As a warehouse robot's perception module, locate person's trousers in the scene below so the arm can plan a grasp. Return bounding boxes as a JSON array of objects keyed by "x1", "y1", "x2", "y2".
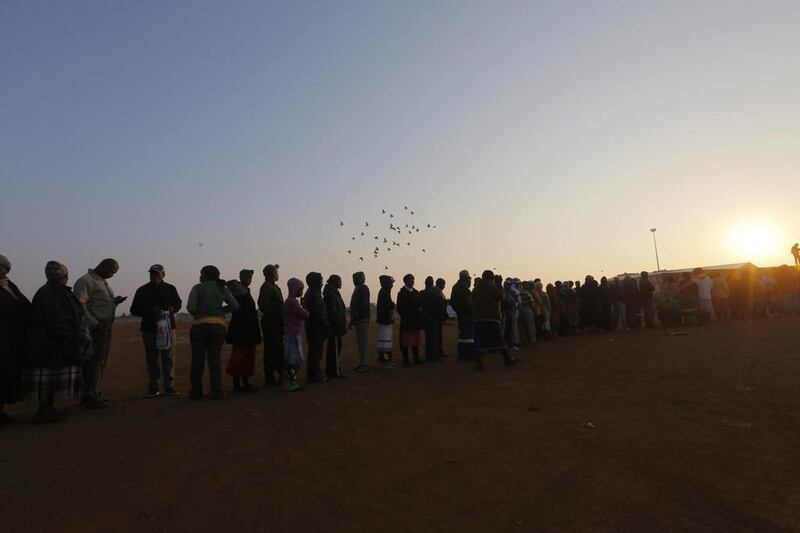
[
  {"x1": 643, "y1": 298, "x2": 656, "y2": 327},
  {"x1": 456, "y1": 317, "x2": 474, "y2": 360},
  {"x1": 614, "y1": 302, "x2": 627, "y2": 329},
  {"x1": 325, "y1": 335, "x2": 343, "y2": 377},
  {"x1": 354, "y1": 321, "x2": 369, "y2": 366},
  {"x1": 83, "y1": 323, "x2": 112, "y2": 401},
  {"x1": 189, "y1": 323, "x2": 226, "y2": 397},
  {"x1": 424, "y1": 322, "x2": 441, "y2": 361},
  {"x1": 142, "y1": 330, "x2": 175, "y2": 392},
  {"x1": 519, "y1": 308, "x2": 536, "y2": 345},
  {"x1": 261, "y1": 319, "x2": 284, "y2": 382},
  {"x1": 307, "y1": 341, "x2": 325, "y2": 380}
]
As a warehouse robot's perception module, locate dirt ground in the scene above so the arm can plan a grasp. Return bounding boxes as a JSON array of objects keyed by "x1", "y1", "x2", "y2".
[{"x1": 1, "y1": 318, "x2": 799, "y2": 532}]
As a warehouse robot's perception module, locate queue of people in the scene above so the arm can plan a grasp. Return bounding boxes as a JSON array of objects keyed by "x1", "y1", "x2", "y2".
[{"x1": 2, "y1": 254, "x2": 800, "y2": 424}]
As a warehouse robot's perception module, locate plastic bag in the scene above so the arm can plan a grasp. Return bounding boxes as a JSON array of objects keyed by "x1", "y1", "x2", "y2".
[{"x1": 155, "y1": 310, "x2": 172, "y2": 350}]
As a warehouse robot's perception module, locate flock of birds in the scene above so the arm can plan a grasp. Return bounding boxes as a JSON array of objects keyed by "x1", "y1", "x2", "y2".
[{"x1": 339, "y1": 206, "x2": 438, "y2": 270}]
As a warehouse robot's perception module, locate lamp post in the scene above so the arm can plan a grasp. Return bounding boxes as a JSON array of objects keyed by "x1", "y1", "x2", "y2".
[{"x1": 650, "y1": 228, "x2": 661, "y2": 271}]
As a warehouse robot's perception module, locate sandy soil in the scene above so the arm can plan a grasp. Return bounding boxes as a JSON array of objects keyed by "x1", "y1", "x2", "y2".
[{"x1": 1, "y1": 318, "x2": 799, "y2": 532}]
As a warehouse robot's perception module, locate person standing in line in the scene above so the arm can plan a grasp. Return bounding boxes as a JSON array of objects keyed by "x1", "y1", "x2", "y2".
[
  {"x1": 376, "y1": 275, "x2": 396, "y2": 369},
  {"x1": 534, "y1": 279, "x2": 551, "y2": 339},
  {"x1": 518, "y1": 281, "x2": 537, "y2": 345},
  {"x1": 396, "y1": 274, "x2": 424, "y2": 367},
  {"x1": 323, "y1": 274, "x2": 347, "y2": 379},
  {"x1": 472, "y1": 270, "x2": 518, "y2": 370},
  {"x1": 73, "y1": 258, "x2": 126, "y2": 409},
  {"x1": 421, "y1": 276, "x2": 444, "y2": 362},
  {"x1": 186, "y1": 265, "x2": 239, "y2": 400},
  {"x1": 258, "y1": 264, "x2": 284, "y2": 387},
  {"x1": 792, "y1": 243, "x2": 800, "y2": 266},
  {"x1": 450, "y1": 270, "x2": 474, "y2": 361},
  {"x1": 0, "y1": 255, "x2": 31, "y2": 424},
  {"x1": 225, "y1": 269, "x2": 262, "y2": 393},
  {"x1": 693, "y1": 268, "x2": 714, "y2": 324},
  {"x1": 282, "y1": 278, "x2": 308, "y2": 392},
  {"x1": 130, "y1": 264, "x2": 182, "y2": 398},
  {"x1": 546, "y1": 283, "x2": 560, "y2": 338},
  {"x1": 303, "y1": 272, "x2": 329, "y2": 384},
  {"x1": 24, "y1": 261, "x2": 89, "y2": 423},
  {"x1": 434, "y1": 278, "x2": 449, "y2": 358},
  {"x1": 348, "y1": 271, "x2": 370, "y2": 373},
  {"x1": 712, "y1": 273, "x2": 730, "y2": 321},
  {"x1": 639, "y1": 271, "x2": 657, "y2": 328}
]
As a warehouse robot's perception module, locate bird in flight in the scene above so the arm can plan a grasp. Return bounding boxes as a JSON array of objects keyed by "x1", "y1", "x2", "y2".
[
  {"x1": 422, "y1": 249, "x2": 426, "y2": 253},
  {"x1": 404, "y1": 206, "x2": 408, "y2": 210},
  {"x1": 365, "y1": 221, "x2": 369, "y2": 227},
  {"x1": 360, "y1": 232, "x2": 365, "y2": 236},
  {"x1": 382, "y1": 209, "x2": 386, "y2": 214},
  {"x1": 339, "y1": 221, "x2": 344, "y2": 226},
  {"x1": 359, "y1": 257, "x2": 364, "y2": 261},
  {"x1": 389, "y1": 213, "x2": 394, "y2": 218},
  {"x1": 383, "y1": 238, "x2": 388, "y2": 243},
  {"x1": 406, "y1": 242, "x2": 411, "y2": 246},
  {"x1": 427, "y1": 224, "x2": 431, "y2": 228},
  {"x1": 410, "y1": 211, "x2": 414, "y2": 215},
  {"x1": 385, "y1": 266, "x2": 389, "y2": 270},
  {"x1": 347, "y1": 250, "x2": 351, "y2": 254}
]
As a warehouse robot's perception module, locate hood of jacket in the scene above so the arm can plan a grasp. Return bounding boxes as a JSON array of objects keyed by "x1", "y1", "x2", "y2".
[{"x1": 352, "y1": 271, "x2": 366, "y2": 286}]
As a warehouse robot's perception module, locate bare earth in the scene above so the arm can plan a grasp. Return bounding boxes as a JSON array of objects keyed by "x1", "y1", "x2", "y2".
[{"x1": 2, "y1": 318, "x2": 799, "y2": 532}]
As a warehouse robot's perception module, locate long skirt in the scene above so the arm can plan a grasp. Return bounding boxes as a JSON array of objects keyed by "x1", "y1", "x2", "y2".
[
  {"x1": 474, "y1": 320, "x2": 507, "y2": 353},
  {"x1": 226, "y1": 345, "x2": 256, "y2": 378},
  {"x1": 377, "y1": 324, "x2": 393, "y2": 354},
  {"x1": 400, "y1": 330, "x2": 421, "y2": 348},
  {"x1": 22, "y1": 365, "x2": 81, "y2": 402},
  {"x1": 456, "y1": 317, "x2": 474, "y2": 360}
]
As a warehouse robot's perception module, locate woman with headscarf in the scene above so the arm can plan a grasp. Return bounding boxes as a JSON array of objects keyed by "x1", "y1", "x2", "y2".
[
  {"x1": 396, "y1": 274, "x2": 423, "y2": 367},
  {"x1": 323, "y1": 274, "x2": 347, "y2": 379},
  {"x1": 283, "y1": 278, "x2": 308, "y2": 392},
  {"x1": 186, "y1": 265, "x2": 240, "y2": 400},
  {"x1": 376, "y1": 275, "x2": 396, "y2": 368},
  {"x1": 303, "y1": 272, "x2": 330, "y2": 384},
  {"x1": 0, "y1": 255, "x2": 31, "y2": 424},
  {"x1": 472, "y1": 271, "x2": 517, "y2": 370},
  {"x1": 24, "y1": 261, "x2": 89, "y2": 423},
  {"x1": 225, "y1": 269, "x2": 262, "y2": 393}
]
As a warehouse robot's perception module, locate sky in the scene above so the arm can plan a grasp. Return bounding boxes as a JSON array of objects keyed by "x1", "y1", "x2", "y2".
[{"x1": 2, "y1": 1, "x2": 799, "y2": 312}]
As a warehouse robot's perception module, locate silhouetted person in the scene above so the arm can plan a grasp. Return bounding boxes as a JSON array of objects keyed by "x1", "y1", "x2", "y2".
[
  {"x1": 0, "y1": 255, "x2": 30, "y2": 424},
  {"x1": 397, "y1": 274, "x2": 423, "y2": 366},
  {"x1": 258, "y1": 264, "x2": 284, "y2": 386},
  {"x1": 225, "y1": 269, "x2": 262, "y2": 392},
  {"x1": 792, "y1": 243, "x2": 800, "y2": 266}
]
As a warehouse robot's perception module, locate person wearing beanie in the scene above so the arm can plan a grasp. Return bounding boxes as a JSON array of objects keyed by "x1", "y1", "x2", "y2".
[
  {"x1": 130, "y1": 264, "x2": 183, "y2": 398},
  {"x1": 348, "y1": 272, "x2": 371, "y2": 372},
  {"x1": 282, "y1": 278, "x2": 308, "y2": 392},
  {"x1": 225, "y1": 269, "x2": 262, "y2": 392},
  {"x1": 0, "y1": 255, "x2": 31, "y2": 424},
  {"x1": 396, "y1": 274, "x2": 423, "y2": 367},
  {"x1": 450, "y1": 270, "x2": 474, "y2": 361},
  {"x1": 258, "y1": 264, "x2": 284, "y2": 386},
  {"x1": 303, "y1": 272, "x2": 330, "y2": 383},
  {"x1": 323, "y1": 274, "x2": 347, "y2": 379},
  {"x1": 472, "y1": 270, "x2": 517, "y2": 370},
  {"x1": 23, "y1": 261, "x2": 89, "y2": 423},
  {"x1": 186, "y1": 265, "x2": 240, "y2": 400},
  {"x1": 376, "y1": 275, "x2": 396, "y2": 368}
]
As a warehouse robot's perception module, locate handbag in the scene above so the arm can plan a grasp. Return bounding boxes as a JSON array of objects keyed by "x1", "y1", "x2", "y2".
[{"x1": 155, "y1": 310, "x2": 173, "y2": 350}]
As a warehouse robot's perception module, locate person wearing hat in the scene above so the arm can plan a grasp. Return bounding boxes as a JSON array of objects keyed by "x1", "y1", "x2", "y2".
[
  {"x1": 23, "y1": 261, "x2": 89, "y2": 423},
  {"x1": 186, "y1": 265, "x2": 240, "y2": 400},
  {"x1": 258, "y1": 264, "x2": 284, "y2": 386},
  {"x1": 375, "y1": 274, "x2": 396, "y2": 369},
  {"x1": 73, "y1": 258, "x2": 127, "y2": 409},
  {"x1": 225, "y1": 269, "x2": 262, "y2": 392},
  {"x1": 130, "y1": 264, "x2": 183, "y2": 397},
  {"x1": 396, "y1": 274, "x2": 424, "y2": 366},
  {"x1": 0, "y1": 255, "x2": 31, "y2": 423}
]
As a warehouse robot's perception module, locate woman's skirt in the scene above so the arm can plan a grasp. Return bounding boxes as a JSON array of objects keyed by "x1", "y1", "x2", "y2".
[
  {"x1": 283, "y1": 334, "x2": 305, "y2": 368},
  {"x1": 377, "y1": 324, "x2": 393, "y2": 354},
  {"x1": 227, "y1": 345, "x2": 256, "y2": 377},
  {"x1": 22, "y1": 365, "x2": 81, "y2": 402},
  {"x1": 400, "y1": 330, "x2": 421, "y2": 348},
  {"x1": 474, "y1": 320, "x2": 507, "y2": 353}
]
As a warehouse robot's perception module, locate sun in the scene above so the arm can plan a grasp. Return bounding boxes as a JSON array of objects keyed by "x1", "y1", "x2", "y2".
[{"x1": 726, "y1": 222, "x2": 785, "y2": 263}]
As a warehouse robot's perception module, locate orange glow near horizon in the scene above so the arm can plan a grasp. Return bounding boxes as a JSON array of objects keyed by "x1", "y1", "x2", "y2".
[{"x1": 726, "y1": 221, "x2": 787, "y2": 265}]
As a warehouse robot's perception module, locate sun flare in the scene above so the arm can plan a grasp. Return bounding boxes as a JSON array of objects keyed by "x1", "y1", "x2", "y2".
[{"x1": 727, "y1": 222, "x2": 785, "y2": 264}]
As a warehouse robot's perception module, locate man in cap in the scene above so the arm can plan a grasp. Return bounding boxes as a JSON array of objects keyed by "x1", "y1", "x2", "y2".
[
  {"x1": 130, "y1": 265, "x2": 183, "y2": 397},
  {"x1": 73, "y1": 258, "x2": 126, "y2": 408},
  {"x1": 258, "y1": 264, "x2": 284, "y2": 386}
]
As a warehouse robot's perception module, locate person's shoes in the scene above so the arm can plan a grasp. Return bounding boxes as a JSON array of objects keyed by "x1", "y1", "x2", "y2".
[
  {"x1": 145, "y1": 390, "x2": 160, "y2": 399},
  {"x1": 282, "y1": 380, "x2": 302, "y2": 392},
  {"x1": 354, "y1": 365, "x2": 369, "y2": 373},
  {"x1": 33, "y1": 406, "x2": 68, "y2": 424},
  {"x1": 504, "y1": 354, "x2": 519, "y2": 367},
  {"x1": 164, "y1": 388, "x2": 180, "y2": 396},
  {"x1": 382, "y1": 362, "x2": 397, "y2": 369}
]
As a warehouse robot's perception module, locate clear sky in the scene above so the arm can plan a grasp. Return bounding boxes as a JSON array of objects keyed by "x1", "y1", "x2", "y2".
[{"x1": 2, "y1": 1, "x2": 799, "y2": 310}]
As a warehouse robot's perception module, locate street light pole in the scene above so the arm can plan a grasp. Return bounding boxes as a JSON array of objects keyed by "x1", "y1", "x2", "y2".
[{"x1": 650, "y1": 228, "x2": 661, "y2": 271}]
